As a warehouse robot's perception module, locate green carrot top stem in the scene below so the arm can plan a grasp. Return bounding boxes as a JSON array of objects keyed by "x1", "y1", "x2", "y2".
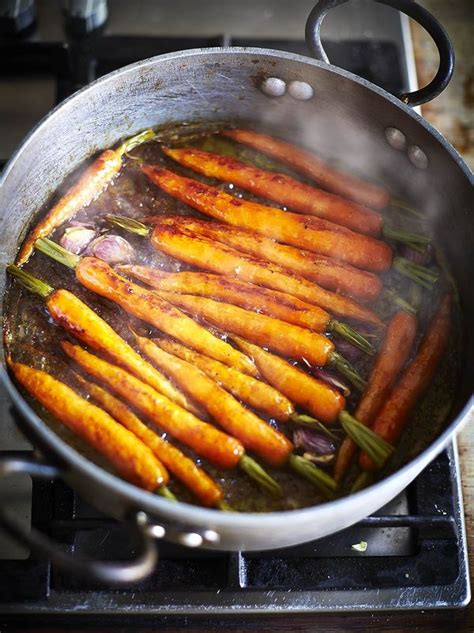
[
  {"x1": 35, "y1": 238, "x2": 80, "y2": 269},
  {"x1": 338, "y1": 409, "x2": 394, "y2": 469},
  {"x1": 6, "y1": 265, "x2": 54, "y2": 299},
  {"x1": 117, "y1": 129, "x2": 156, "y2": 156},
  {"x1": 239, "y1": 455, "x2": 282, "y2": 497},
  {"x1": 328, "y1": 352, "x2": 367, "y2": 392},
  {"x1": 107, "y1": 214, "x2": 151, "y2": 236},
  {"x1": 382, "y1": 224, "x2": 431, "y2": 247}
]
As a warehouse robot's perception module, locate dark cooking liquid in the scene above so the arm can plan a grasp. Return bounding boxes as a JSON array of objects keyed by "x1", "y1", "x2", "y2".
[{"x1": 2, "y1": 124, "x2": 461, "y2": 511}]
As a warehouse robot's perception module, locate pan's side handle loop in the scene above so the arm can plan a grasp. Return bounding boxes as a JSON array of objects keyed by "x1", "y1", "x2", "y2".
[
  {"x1": 305, "y1": 0, "x2": 455, "y2": 107},
  {"x1": 0, "y1": 452, "x2": 158, "y2": 584}
]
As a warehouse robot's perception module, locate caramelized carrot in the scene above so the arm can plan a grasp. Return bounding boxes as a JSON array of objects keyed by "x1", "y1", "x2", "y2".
[
  {"x1": 149, "y1": 338, "x2": 295, "y2": 422},
  {"x1": 145, "y1": 215, "x2": 383, "y2": 302},
  {"x1": 17, "y1": 129, "x2": 155, "y2": 266},
  {"x1": 163, "y1": 146, "x2": 382, "y2": 235},
  {"x1": 154, "y1": 291, "x2": 335, "y2": 367},
  {"x1": 120, "y1": 267, "x2": 329, "y2": 332},
  {"x1": 133, "y1": 334, "x2": 293, "y2": 467},
  {"x1": 72, "y1": 256, "x2": 257, "y2": 376},
  {"x1": 334, "y1": 311, "x2": 417, "y2": 482},
  {"x1": 8, "y1": 359, "x2": 167, "y2": 491},
  {"x1": 360, "y1": 295, "x2": 452, "y2": 471},
  {"x1": 223, "y1": 129, "x2": 390, "y2": 209},
  {"x1": 61, "y1": 341, "x2": 245, "y2": 470},
  {"x1": 76, "y1": 375, "x2": 223, "y2": 507},
  {"x1": 147, "y1": 221, "x2": 383, "y2": 325},
  {"x1": 232, "y1": 337, "x2": 345, "y2": 424},
  {"x1": 141, "y1": 166, "x2": 392, "y2": 272},
  {"x1": 46, "y1": 288, "x2": 200, "y2": 414}
]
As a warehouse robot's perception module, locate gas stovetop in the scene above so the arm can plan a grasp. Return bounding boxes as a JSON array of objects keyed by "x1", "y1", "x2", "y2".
[
  {"x1": 0, "y1": 444, "x2": 469, "y2": 624},
  {"x1": 0, "y1": 0, "x2": 470, "y2": 624}
]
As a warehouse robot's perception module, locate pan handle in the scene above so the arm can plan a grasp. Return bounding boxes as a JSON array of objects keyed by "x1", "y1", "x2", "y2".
[
  {"x1": 0, "y1": 452, "x2": 158, "y2": 584},
  {"x1": 305, "y1": 0, "x2": 455, "y2": 107}
]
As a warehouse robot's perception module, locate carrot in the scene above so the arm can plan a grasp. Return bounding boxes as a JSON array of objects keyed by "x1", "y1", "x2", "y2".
[
  {"x1": 61, "y1": 341, "x2": 245, "y2": 470},
  {"x1": 16, "y1": 129, "x2": 156, "y2": 266},
  {"x1": 152, "y1": 338, "x2": 295, "y2": 422},
  {"x1": 146, "y1": 220, "x2": 383, "y2": 326},
  {"x1": 232, "y1": 337, "x2": 345, "y2": 424},
  {"x1": 141, "y1": 166, "x2": 392, "y2": 272},
  {"x1": 132, "y1": 334, "x2": 293, "y2": 467},
  {"x1": 360, "y1": 295, "x2": 452, "y2": 471},
  {"x1": 8, "y1": 359, "x2": 167, "y2": 491},
  {"x1": 76, "y1": 374, "x2": 223, "y2": 507},
  {"x1": 334, "y1": 311, "x2": 417, "y2": 482},
  {"x1": 120, "y1": 267, "x2": 331, "y2": 332},
  {"x1": 163, "y1": 146, "x2": 383, "y2": 235},
  {"x1": 153, "y1": 290, "x2": 335, "y2": 367},
  {"x1": 45, "y1": 287, "x2": 200, "y2": 415},
  {"x1": 145, "y1": 215, "x2": 383, "y2": 302},
  {"x1": 222, "y1": 129, "x2": 390, "y2": 210},
  {"x1": 32, "y1": 240, "x2": 258, "y2": 377}
]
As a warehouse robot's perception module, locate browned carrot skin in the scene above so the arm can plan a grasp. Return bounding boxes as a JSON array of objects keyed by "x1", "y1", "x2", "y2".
[
  {"x1": 144, "y1": 215, "x2": 383, "y2": 302},
  {"x1": 46, "y1": 288, "x2": 200, "y2": 414},
  {"x1": 76, "y1": 375, "x2": 223, "y2": 507},
  {"x1": 163, "y1": 146, "x2": 383, "y2": 236},
  {"x1": 360, "y1": 295, "x2": 452, "y2": 471},
  {"x1": 8, "y1": 359, "x2": 167, "y2": 491},
  {"x1": 133, "y1": 334, "x2": 293, "y2": 467},
  {"x1": 61, "y1": 341, "x2": 245, "y2": 470},
  {"x1": 120, "y1": 267, "x2": 330, "y2": 332},
  {"x1": 153, "y1": 338, "x2": 295, "y2": 422},
  {"x1": 233, "y1": 337, "x2": 345, "y2": 424},
  {"x1": 147, "y1": 221, "x2": 383, "y2": 326},
  {"x1": 141, "y1": 166, "x2": 392, "y2": 272},
  {"x1": 155, "y1": 290, "x2": 335, "y2": 367},
  {"x1": 334, "y1": 311, "x2": 417, "y2": 483},
  {"x1": 17, "y1": 150, "x2": 122, "y2": 267},
  {"x1": 223, "y1": 129, "x2": 390, "y2": 210},
  {"x1": 74, "y1": 257, "x2": 258, "y2": 376}
]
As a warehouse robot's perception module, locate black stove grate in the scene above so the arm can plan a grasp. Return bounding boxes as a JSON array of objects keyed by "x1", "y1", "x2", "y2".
[{"x1": 0, "y1": 445, "x2": 469, "y2": 617}]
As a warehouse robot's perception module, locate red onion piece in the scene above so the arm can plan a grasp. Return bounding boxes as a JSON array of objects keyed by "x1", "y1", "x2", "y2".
[
  {"x1": 310, "y1": 367, "x2": 351, "y2": 397},
  {"x1": 85, "y1": 234, "x2": 135, "y2": 265},
  {"x1": 60, "y1": 226, "x2": 97, "y2": 254},
  {"x1": 293, "y1": 429, "x2": 336, "y2": 455}
]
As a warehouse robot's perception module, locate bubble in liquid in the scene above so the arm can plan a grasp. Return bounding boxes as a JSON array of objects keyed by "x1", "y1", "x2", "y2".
[{"x1": 288, "y1": 81, "x2": 314, "y2": 100}]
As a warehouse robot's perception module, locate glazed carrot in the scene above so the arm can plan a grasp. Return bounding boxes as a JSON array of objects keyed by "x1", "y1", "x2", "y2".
[
  {"x1": 45, "y1": 287, "x2": 200, "y2": 415},
  {"x1": 76, "y1": 375, "x2": 223, "y2": 507},
  {"x1": 145, "y1": 215, "x2": 383, "y2": 302},
  {"x1": 8, "y1": 359, "x2": 167, "y2": 491},
  {"x1": 141, "y1": 166, "x2": 392, "y2": 272},
  {"x1": 223, "y1": 129, "x2": 390, "y2": 209},
  {"x1": 61, "y1": 341, "x2": 245, "y2": 470},
  {"x1": 76, "y1": 257, "x2": 256, "y2": 375},
  {"x1": 163, "y1": 146, "x2": 382, "y2": 235},
  {"x1": 33, "y1": 239, "x2": 258, "y2": 377},
  {"x1": 154, "y1": 291, "x2": 335, "y2": 367},
  {"x1": 144, "y1": 220, "x2": 383, "y2": 326},
  {"x1": 334, "y1": 311, "x2": 417, "y2": 482},
  {"x1": 153, "y1": 338, "x2": 294, "y2": 421},
  {"x1": 120, "y1": 267, "x2": 330, "y2": 332},
  {"x1": 16, "y1": 129, "x2": 155, "y2": 266},
  {"x1": 133, "y1": 334, "x2": 293, "y2": 466},
  {"x1": 232, "y1": 337, "x2": 345, "y2": 424},
  {"x1": 360, "y1": 295, "x2": 452, "y2": 471}
]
